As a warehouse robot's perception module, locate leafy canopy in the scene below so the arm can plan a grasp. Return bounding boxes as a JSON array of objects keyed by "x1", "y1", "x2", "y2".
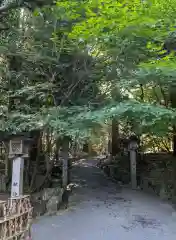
[{"x1": 1, "y1": 0, "x2": 176, "y2": 138}]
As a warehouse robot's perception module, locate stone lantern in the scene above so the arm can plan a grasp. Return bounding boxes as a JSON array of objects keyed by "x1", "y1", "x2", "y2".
[
  {"x1": 0, "y1": 133, "x2": 33, "y2": 240},
  {"x1": 7, "y1": 134, "x2": 32, "y2": 198},
  {"x1": 128, "y1": 135, "x2": 139, "y2": 151}
]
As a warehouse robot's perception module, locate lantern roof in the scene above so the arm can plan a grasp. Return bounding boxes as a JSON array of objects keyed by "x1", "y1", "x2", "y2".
[
  {"x1": 0, "y1": 131, "x2": 31, "y2": 141},
  {"x1": 129, "y1": 135, "x2": 140, "y2": 143}
]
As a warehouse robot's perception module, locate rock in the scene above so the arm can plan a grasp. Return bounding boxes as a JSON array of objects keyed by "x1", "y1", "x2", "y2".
[
  {"x1": 31, "y1": 192, "x2": 42, "y2": 202},
  {"x1": 31, "y1": 192, "x2": 46, "y2": 217},
  {"x1": 46, "y1": 196, "x2": 59, "y2": 213},
  {"x1": 42, "y1": 187, "x2": 64, "y2": 214},
  {"x1": 31, "y1": 187, "x2": 64, "y2": 216},
  {"x1": 42, "y1": 187, "x2": 62, "y2": 201},
  {"x1": 32, "y1": 201, "x2": 46, "y2": 217}
]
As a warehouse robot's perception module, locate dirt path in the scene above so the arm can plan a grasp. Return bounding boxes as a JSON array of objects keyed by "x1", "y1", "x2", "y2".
[{"x1": 32, "y1": 158, "x2": 176, "y2": 240}]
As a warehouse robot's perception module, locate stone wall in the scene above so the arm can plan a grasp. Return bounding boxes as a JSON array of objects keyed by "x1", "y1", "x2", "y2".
[
  {"x1": 140, "y1": 153, "x2": 174, "y2": 201},
  {"x1": 100, "y1": 153, "x2": 176, "y2": 202},
  {"x1": 31, "y1": 186, "x2": 64, "y2": 217}
]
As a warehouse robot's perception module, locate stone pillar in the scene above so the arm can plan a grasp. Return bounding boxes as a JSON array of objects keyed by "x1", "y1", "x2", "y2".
[
  {"x1": 128, "y1": 137, "x2": 138, "y2": 190},
  {"x1": 61, "y1": 137, "x2": 70, "y2": 188},
  {"x1": 11, "y1": 157, "x2": 24, "y2": 198},
  {"x1": 129, "y1": 149, "x2": 137, "y2": 189},
  {"x1": 62, "y1": 156, "x2": 68, "y2": 188}
]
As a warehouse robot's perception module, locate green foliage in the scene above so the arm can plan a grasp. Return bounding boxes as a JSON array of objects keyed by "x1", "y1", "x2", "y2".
[{"x1": 1, "y1": 0, "x2": 176, "y2": 139}]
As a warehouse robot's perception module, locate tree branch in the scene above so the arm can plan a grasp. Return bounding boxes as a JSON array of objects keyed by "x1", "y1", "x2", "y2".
[
  {"x1": 0, "y1": 26, "x2": 9, "y2": 31},
  {"x1": 0, "y1": 12, "x2": 8, "y2": 19},
  {"x1": 139, "y1": 84, "x2": 144, "y2": 101}
]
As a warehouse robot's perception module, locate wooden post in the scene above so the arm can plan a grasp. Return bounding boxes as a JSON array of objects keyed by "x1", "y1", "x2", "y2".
[
  {"x1": 11, "y1": 156, "x2": 24, "y2": 198},
  {"x1": 128, "y1": 140, "x2": 138, "y2": 190}
]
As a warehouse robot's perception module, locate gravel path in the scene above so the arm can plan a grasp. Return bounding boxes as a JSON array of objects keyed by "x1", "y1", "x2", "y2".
[{"x1": 32, "y1": 158, "x2": 176, "y2": 240}]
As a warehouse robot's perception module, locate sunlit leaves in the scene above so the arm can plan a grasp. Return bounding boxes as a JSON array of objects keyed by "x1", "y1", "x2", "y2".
[{"x1": 1, "y1": 0, "x2": 176, "y2": 140}]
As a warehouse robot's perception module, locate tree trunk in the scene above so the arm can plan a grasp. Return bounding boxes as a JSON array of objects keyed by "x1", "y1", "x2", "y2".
[
  {"x1": 29, "y1": 130, "x2": 41, "y2": 162},
  {"x1": 111, "y1": 118, "x2": 120, "y2": 156},
  {"x1": 29, "y1": 130, "x2": 41, "y2": 190},
  {"x1": 83, "y1": 142, "x2": 89, "y2": 153},
  {"x1": 29, "y1": 131, "x2": 42, "y2": 191}
]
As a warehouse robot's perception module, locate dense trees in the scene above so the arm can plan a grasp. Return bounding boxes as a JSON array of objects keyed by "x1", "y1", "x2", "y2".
[{"x1": 1, "y1": 0, "x2": 176, "y2": 149}]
